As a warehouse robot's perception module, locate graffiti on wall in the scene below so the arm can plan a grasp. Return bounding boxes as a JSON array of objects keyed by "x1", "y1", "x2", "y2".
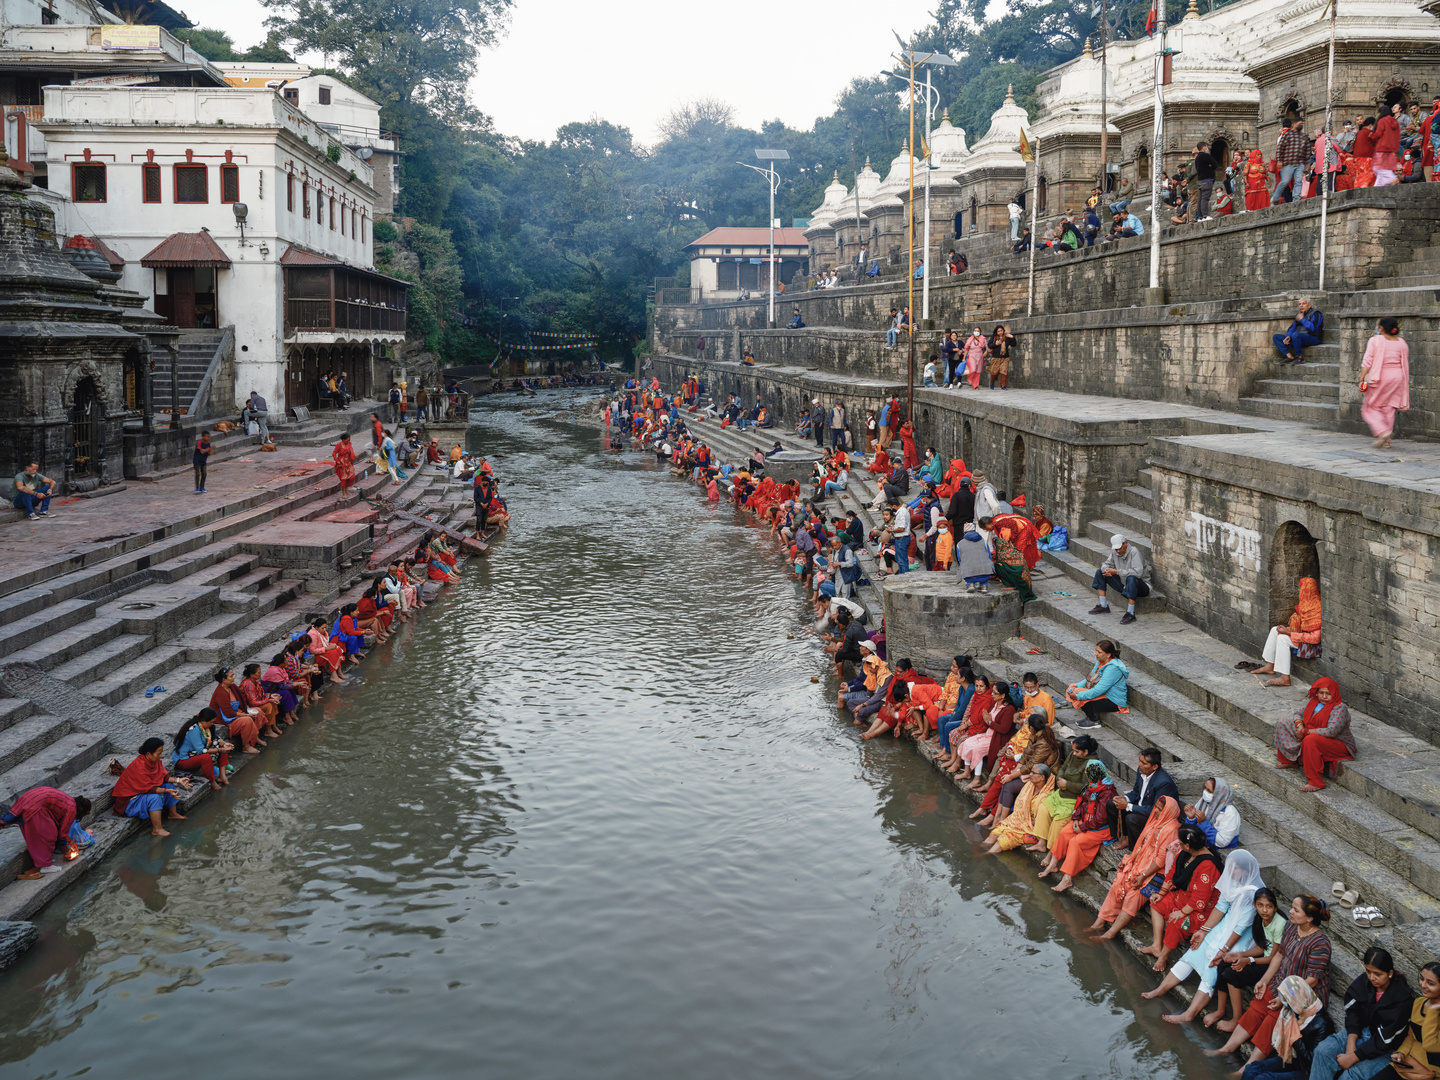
[{"x1": 1183, "y1": 511, "x2": 1262, "y2": 571}]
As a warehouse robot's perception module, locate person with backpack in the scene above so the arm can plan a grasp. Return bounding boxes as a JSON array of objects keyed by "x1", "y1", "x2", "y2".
[{"x1": 388, "y1": 383, "x2": 403, "y2": 423}]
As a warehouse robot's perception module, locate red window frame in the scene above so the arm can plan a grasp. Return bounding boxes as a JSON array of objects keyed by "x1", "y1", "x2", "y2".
[
  {"x1": 173, "y1": 163, "x2": 208, "y2": 203},
  {"x1": 329, "y1": 196, "x2": 336, "y2": 230},
  {"x1": 72, "y1": 162, "x2": 106, "y2": 203},
  {"x1": 287, "y1": 174, "x2": 294, "y2": 212},
  {"x1": 303, "y1": 183, "x2": 310, "y2": 219},
  {"x1": 220, "y1": 163, "x2": 239, "y2": 203},
  {"x1": 142, "y1": 163, "x2": 162, "y2": 203}
]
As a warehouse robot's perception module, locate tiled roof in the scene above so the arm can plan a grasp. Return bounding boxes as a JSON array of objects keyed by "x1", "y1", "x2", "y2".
[
  {"x1": 139, "y1": 231, "x2": 232, "y2": 268},
  {"x1": 685, "y1": 227, "x2": 810, "y2": 249}
]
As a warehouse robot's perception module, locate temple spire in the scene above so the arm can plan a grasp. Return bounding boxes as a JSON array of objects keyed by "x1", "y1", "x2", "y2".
[{"x1": 1004, "y1": 84, "x2": 1015, "y2": 104}]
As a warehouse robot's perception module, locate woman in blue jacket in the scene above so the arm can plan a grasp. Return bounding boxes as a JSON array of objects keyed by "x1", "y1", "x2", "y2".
[{"x1": 1066, "y1": 639, "x2": 1129, "y2": 730}]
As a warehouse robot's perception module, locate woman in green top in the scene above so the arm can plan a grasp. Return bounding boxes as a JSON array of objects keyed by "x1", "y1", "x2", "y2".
[
  {"x1": 1205, "y1": 887, "x2": 1286, "y2": 1031},
  {"x1": 1025, "y1": 734, "x2": 1098, "y2": 852}
]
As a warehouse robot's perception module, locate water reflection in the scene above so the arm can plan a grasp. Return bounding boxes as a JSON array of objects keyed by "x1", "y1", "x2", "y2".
[{"x1": 0, "y1": 394, "x2": 1217, "y2": 1080}]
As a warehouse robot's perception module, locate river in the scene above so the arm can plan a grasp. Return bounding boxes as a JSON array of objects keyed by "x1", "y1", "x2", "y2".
[{"x1": 0, "y1": 395, "x2": 1218, "y2": 1079}]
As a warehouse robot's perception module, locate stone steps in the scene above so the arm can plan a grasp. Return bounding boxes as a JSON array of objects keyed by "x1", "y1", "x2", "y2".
[
  {"x1": 1025, "y1": 595, "x2": 1440, "y2": 830},
  {"x1": 1250, "y1": 378, "x2": 1341, "y2": 404},
  {"x1": 997, "y1": 619, "x2": 1440, "y2": 974},
  {"x1": 0, "y1": 715, "x2": 75, "y2": 777},
  {"x1": 49, "y1": 632, "x2": 151, "y2": 685},
  {"x1": 0, "y1": 698, "x2": 35, "y2": 733},
  {"x1": 82, "y1": 645, "x2": 189, "y2": 707},
  {"x1": 1230, "y1": 396, "x2": 1340, "y2": 424}
]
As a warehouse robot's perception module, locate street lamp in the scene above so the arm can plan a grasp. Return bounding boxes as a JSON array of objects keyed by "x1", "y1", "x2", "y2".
[
  {"x1": 888, "y1": 36, "x2": 955, "y2": 420},
  {"x1": 738, "y1": 149, "x2": 789, "y2": 328},
  {"x1": 882, "y1": 58, "x2": 952, "y2": 325}
]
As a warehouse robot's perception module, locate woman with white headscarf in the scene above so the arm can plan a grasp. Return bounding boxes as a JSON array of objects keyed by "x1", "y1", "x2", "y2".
[
  {"x1": 1141, "y1": 849, "x2": 1266, "y2": 1023},
  {"x1": 1185, "y1": 776, "x2": 1242, "y2": 850}
]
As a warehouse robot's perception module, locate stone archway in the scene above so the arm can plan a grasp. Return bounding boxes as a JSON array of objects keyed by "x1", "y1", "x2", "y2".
[
  {"x1": 962, "y1": 420, "x2": 973, "y2": 467},
  {"x1": 1010, "y1": 434, "x2": 1026, "y2": 499},
  {"x1": 1276, "y1": 92, "x2": 1307, "y2": 122},
  {"x1": 1267, "y1": 520, "x2": 1320, "y2": 628},
  {"x1": 70, "y1": 376, "x2": 101, "y2": 479},
  {"x1": 1376, "y1": 76, "x2": 1413, "y2": 111}
]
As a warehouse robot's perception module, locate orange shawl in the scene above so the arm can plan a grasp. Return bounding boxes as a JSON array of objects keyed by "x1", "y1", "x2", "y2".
[{"x1": 1288, "y1": 577, "x2": 1321, "y2": 634}]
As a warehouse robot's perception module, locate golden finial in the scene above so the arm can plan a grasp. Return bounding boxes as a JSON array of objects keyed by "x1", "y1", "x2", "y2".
[
  {"x1": 941, "y1": 107, "x2": 951, "y2": 123},
  {"x1": 1185, "y1": 0, "x2": 1201, "y2": 17},
  {"x1": 1084, "y1": 37, "x2": 1093, "y2": 57},
  {"x1": 1005, "y1": 84, "x2": 1015, "y2": 104}
]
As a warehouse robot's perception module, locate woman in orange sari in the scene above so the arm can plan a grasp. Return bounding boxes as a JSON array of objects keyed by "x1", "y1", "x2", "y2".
[
  {"x1": 1243, "y1": 150, "x2": 1271, "y2": 211},
  {"x1": 331, "y1": 433, "x2": 357, "y2": 498},
  {"x1": 1089, "y1": 795, "x2": 1182, "y2": 940},
  {"x1": 1248, "y1": 576, "x2": 1321, "y2": 687}
]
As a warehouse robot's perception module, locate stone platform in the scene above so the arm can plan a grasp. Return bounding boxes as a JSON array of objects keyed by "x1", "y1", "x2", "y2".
[{"x1": 881, "y1": 573, "x2": 1021, "y2": 674}]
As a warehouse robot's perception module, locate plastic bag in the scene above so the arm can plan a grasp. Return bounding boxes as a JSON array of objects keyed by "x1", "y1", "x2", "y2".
[{"x1": 69, "y1": 821, "x2": 94, "y2": 847}]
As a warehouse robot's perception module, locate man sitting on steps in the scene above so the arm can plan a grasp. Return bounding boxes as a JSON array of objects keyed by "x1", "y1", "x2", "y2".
[{"x1": 1090, "y1": 533, "x2": 1151, "y2": 625}]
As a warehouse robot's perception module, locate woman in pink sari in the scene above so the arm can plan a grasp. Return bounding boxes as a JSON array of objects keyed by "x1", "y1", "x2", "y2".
[
  {"x1": 1359, "y1": 317, "x2": 1410, "y2": 449},
  {"x1": 962, "y1": 328, "x2": 988, "y2": 389}
]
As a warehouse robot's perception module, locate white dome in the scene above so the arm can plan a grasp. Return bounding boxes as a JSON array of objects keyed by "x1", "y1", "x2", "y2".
[
  {"x1": 870, "y1": 141, "x2": 921, "y2": 206},
  {"x1": 959, "y1": 85, "x2": 1031, "y2": 175}
]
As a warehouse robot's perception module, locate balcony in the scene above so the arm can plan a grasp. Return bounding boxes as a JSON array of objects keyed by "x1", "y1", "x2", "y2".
[{"x1": 282, "y1": 246, "x2": 408, "y2": 343}]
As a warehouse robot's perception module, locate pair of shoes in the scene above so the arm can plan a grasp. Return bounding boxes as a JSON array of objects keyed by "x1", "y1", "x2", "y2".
[
  {"x1": 1074, "y1": 717, "x2": 1102, "y2": 730},
  {"x1": 198, "y1": 487, "x2": 207, "y2": 493},
  {"x1": 1353, "y1": 906, "x2": 1387, "y2": 927},
  {"x1": 1088, "y1": 604, "x2": 1110, "y2": 615},
  {"x1": 1119, "y1": 612, "x2": 1137, "y2": 625}
]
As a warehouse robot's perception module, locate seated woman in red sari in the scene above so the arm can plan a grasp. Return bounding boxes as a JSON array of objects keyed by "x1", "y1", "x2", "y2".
[
  {"x1": 264, "y1": 647, "x2": 307, "y2": 712},
  {"x1": 1038, "y1": 759, "x2": 1116, "y2": 893},
  {"x1": 332, "y1": 605, "x2": 371, "y2": 658},
  {"x1": 1273, "y1": 676, "x2": 1355, "y2": 792},
  {"x1": 238, "y1": 663, "x2": 285, "y2": 736},
  {"x1": 112, "y1": 737, "x2": 191, "y2": 837},
  {"x1": 1088, "y1": 795, "x2": 1182, "y2": 941},
  {"x1": 209, "y1": 667, "x2": 265, "y2": 752},
  {"x1": 941, "y1": 676, "x2": 994, "y2": 773},
  {"x1": 1141, "y1": 823, "x2": 1221, "y2": 972},
  {"x1": 935, "y1": 458, "x2": 971, "y2": 500},
  {"x1": 859, "y1": 678, "x2": 943, "y2": 741},
  {"x1": 2, "y1": 787, "x2": 91, "y2": 878},
  {"x1": 357, "y1": 586, "x2": 394, "y2": 643},
  {"x1": 1029, "y1": 502, "x2": 1054, "y2": 538}
]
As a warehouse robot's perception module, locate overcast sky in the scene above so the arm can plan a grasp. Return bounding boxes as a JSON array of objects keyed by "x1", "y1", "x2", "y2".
[{"x1": 200, "y1": 0, "x2": 939, "y2": 144}]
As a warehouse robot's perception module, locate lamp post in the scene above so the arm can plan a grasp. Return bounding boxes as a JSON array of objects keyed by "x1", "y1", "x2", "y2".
[
  {"x1": 890, "y1": 37, "x2": 955, "y2": 420},
  {"x1": 1318, "y1": 0, "x2": 1337, "y2": 292},
  {"x1": 1149, "y1": 4, "x2": 1169, "y2": 298},
  {"x1": 739, "y1": 149, "x2": 789, "y2": 328}
]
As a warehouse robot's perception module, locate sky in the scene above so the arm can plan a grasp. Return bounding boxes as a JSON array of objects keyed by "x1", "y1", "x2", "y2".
[{"x1": 196, "y1": 0, "x2": 940, "y2": 144}]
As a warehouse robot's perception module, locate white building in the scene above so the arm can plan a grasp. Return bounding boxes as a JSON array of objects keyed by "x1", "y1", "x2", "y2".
[
  {"x1": 684, "y1": 227, "x2": 810, "y2": 300},
  {"x1": 214, "y1": 62, "x2": 401, "y2": 213},
  {"x1": 37, "y1": 83, "x2": 407, "y2": 413}
]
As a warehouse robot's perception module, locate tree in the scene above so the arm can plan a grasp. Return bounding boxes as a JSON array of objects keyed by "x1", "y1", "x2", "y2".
[
  {"x1": 261, "y1": 0, "x2": 512, "y2": 116},
  {"x1": 183, "y1": 27, "x2": 241, "y2": 61},
  {"x1": 656, "y1": 98, "x2": 736, "y2": 143}
]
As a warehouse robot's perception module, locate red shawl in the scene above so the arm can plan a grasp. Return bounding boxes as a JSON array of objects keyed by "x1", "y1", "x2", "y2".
[
  {"x1": 992, "y1": 513, "x2": 1041, "y2": 569},
  {"x1": 112, "y1": 755, "x2": 168, "y2": 815},
  {"x1": 209, "y1": 684, "x2": 243, "y2": 721},
  {"x1": 936, "y1": 458, "x2": 971, "y2": 499},
  {"x1": 965, "y1": 691, "x2": 995, "y2": 737},
  {"x1": 1302, "y1": 677, "x2": 1342, "y2": 730}
]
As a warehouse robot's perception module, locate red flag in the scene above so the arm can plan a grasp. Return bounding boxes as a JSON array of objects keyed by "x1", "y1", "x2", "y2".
[{"x1": 1145, "y1": 0, "x2": 1157, "y2": 35}]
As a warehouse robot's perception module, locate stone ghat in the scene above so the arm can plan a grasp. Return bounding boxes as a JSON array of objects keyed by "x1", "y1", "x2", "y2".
[
  {"x1": 0, "y1": 424, "x2": 487, "y2": 961},
  {"x1": 681, "y1": 390, "x2": 1439, "y2": 1029}
]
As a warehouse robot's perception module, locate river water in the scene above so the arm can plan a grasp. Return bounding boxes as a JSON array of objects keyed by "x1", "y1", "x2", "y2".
[{"x1": 0, "y1": 395, "x2": 1218, "y2": 1079}]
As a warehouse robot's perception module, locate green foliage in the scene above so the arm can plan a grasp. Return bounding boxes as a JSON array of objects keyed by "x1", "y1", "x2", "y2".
[
  {"x1": 185, "y1": 27, "x2": 241, "y2": 61},
  {"x1": 327, "y1": 142, "x2": 342, "y2": 162},
  {"x1": 372, "y1": 218, "x2": 399, "y2": 243}
]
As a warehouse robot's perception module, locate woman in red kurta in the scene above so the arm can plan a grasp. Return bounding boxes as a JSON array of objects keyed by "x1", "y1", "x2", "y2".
[
  {"x1": 3, "y1": 787, "x2": 89, "y2": 876},
  {"x1": 331, "y1": 433, "x2": 357, "y2": 498},
  {"x1": 1144, "y1": 823, "x2": 1222, "y2": 970},
  {"x1": 1039, "y1": 760, "x2": 1116, "y2": 892},
  {"x1": 238, "y1": 663, "x2": 284, "y2": 736},
  {"x1": 898, "y1": 421, "x2": 919, "y2": 470},
  {"x1": 209, "y1": 667, "x2": 264, "y2": 752}
]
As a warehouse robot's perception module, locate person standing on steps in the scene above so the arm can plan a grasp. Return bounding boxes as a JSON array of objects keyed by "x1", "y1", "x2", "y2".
[
  {"x1": 247, "y1": 390, "x2": 270, "y2": 442},
  {"x1": 1359, "y1": 316, "x2": 1410, "y2": 449},
  {"x1": 988, "y1": 326, "x2": 1016, "y2": 389},
  {"x1": 1090, "y1": 533, "x2": 1151, "y2": 624},
  {"x1": 962, "y1": 327, "x2": 988, "y2": 389},
  {"x1": 829, "y1": 400, "x2": 846, "y2": 451},
  {"x1": 388, "y1": 383, "x2": 402, "y2": 424},
  {"x1": 193, "y1": 432, "x2": 212, "y2": 493}
]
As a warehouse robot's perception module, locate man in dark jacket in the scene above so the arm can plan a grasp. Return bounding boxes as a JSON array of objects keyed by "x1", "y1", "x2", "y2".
[{"x1": 1107, "y1": 747, "x2": 1179, "y2": 850}]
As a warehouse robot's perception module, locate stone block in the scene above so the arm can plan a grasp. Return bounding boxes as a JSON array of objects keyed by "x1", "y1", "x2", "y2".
[{"x1": 882, "y1": 573, "x2": 1022, "y2": 676}]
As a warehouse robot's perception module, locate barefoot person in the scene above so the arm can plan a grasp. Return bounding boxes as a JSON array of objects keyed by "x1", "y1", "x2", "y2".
[
  {"x1": 1273, "y1": 676, "x2": 1355, "y2": 793},
  {"x1": 1, "y1": 788, "x2": 92, "y2": 878},
  {"x1": 1088, "y1": 796, "x2": 1182, "y2": 941},
  {"x1": 1140, "y1": 849, "x2": 1265, "y2": 1023},
  {"x1": 1036, "y1": 760, "x2": 1116, "y2": 894},
  {"x1": 1140, "y1": 825, "x2": 1224, "y2": 975},
  {"x1": 112, "y1": 737, "x2": 191, "y2": 837},
  {"x1": 1249, "y1": 576, "x2": 1322, "y2": 688},
  {"x1": 1202, "y1": 888, "x2": 1284, "y2": 1031}
]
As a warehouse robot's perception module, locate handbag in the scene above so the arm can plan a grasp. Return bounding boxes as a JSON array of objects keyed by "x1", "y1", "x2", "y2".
[{"x1": 1139, "y1": 873, "x2": 1167, "y2": 899}]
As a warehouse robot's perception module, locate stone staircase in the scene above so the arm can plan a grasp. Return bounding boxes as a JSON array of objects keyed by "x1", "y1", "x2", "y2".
[
  {"x1": 1234, "y1": 343, "x2": 1341, "y2": 425},
  {"x1": 1372, "y1": 232, "x2": 1440, "y2": 289},
  {"x1": 683, "y1": 406, "x2": 1440, "y2": 998},
  {"x1": 151, "y1": 329, "x2": 226, "y2": 418},
  {"x1": 0, "y1": 446, "x2": 477, "y2": 902}
]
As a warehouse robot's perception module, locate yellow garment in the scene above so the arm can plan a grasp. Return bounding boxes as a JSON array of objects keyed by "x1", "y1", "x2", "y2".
[
  {"x1": 935, "y1": 529, "x2": 955, "y2": 569},
  {"x1": 941, "y1": 671, "x2": 962, "y2": 712},
  {"x1": 1395, "y1": 997, "x2": 1440, "y2": 1079},
  {"x1": 990, "y1": 775, "x2": 1055, "y2": 851},
  {"x1": 449, "y1": 446, "x2": 464, "y2": 463},
  {"x1": 863, "y1": 656, "x2": 891, "y2": 693},
  {"x1": 1022, "y1": 689, "x2": 1056, "y2": 726}
]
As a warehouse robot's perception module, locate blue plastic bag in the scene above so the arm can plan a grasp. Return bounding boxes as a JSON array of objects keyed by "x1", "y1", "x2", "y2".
[{"x1": 69, "y1": 821, "x2": 94, "y2": 847}]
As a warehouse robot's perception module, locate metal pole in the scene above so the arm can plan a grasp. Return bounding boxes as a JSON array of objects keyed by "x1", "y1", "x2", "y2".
[
  {"x1": 1318, "y1": 0, "x2": 1337, "y2": 293},
  {"x1": 1027, "y1": 135, "x2": 1040, "y2": 316},
  {"x1": 1149, "y1": 2, "x2": 1167, "y2": 293},
  {"x1": 906, "y1": 53, "x2": 916, "y2": 421},
  {"x1": 1099, "y1": 0, "x2": 1109, "y2": 194},
  {"x1": 768, "y1": 161, "x2": 776, "y2": 328},
  {"x1": 922, "y1": 66, "x2": 933, "y2": 324},
  {"x1": 168, "y1": 345, "x2": 180, "y2": 430}
]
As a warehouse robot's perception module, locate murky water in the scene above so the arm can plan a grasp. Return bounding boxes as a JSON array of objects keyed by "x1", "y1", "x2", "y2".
[{"x1": 0, "y1": 396, "x2": 1219, "y2": 1079}]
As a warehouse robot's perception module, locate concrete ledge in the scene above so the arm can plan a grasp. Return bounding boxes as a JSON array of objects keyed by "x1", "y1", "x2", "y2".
[{"x1": 882, "y1": 572, "x2": 1022, "y2": 674}]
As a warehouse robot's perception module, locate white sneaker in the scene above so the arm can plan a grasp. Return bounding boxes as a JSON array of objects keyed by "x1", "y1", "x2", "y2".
[{"x1": 39, "y1": 865, "x2": 62, "y2": 875}]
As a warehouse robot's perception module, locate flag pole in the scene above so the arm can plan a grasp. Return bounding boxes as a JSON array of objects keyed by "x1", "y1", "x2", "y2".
[
  {"x1": 1318, "y1": 0, "x2": 1337, "y2": 293},
  {"x1": 1027, "y1": 131, "x2": 1039, "y2": 316}
]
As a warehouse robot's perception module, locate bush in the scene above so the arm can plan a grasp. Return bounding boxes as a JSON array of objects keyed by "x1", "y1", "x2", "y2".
[
  {"x1": 327, "y1": 142, "x2": 342, "y2": 163},
  {"x1": 372, "y1": 218, "x2": 398, "y2": 243}
]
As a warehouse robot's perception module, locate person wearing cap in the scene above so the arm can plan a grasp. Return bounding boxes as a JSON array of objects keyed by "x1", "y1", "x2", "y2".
[
  {"x1": 811, "y1": 398, "x2": 825, "y2": 448},
  {"x1": 822, "y1": 605, "x2": 869, "y2": 679},
  {"x1": 1091, "y1": 534, "x2": 1151, "y2": 624}
]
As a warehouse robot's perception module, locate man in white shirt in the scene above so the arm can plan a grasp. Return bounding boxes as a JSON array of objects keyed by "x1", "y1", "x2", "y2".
[
  {"x1": 1007, "y1": 201, "x2": 1023, "y2": 240},
  {"x1": 893, "y1": 501, "x2": 913, "y2": 574}
]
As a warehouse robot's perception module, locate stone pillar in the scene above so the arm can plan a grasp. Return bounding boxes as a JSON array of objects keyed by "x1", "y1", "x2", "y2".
[{"x1": 882, "y1": 573, "x2": 1023, "y2": 677}]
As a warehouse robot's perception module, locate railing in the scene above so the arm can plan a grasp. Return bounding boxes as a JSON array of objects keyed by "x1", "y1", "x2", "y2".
[
  {"x1": 287, "y1": 298, "x2": 405, "y2": 334},
  {"x1": 657, "y1": 287, "x2": 700, "y2": 305}
]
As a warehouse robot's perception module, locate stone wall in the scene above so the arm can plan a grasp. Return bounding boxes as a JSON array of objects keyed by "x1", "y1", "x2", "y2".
[
  {"x1": 1148, "y1": 437, "x2": 1440, "y2": 744},
  {"x1": 882, "y1": 576, "x2": 1022, "y2": 674}
]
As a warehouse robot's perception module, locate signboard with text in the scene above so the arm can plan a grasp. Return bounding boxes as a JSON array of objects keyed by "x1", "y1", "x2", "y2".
[{"x1": 100, "y1": 25, "x2": 162, "y2": 51}]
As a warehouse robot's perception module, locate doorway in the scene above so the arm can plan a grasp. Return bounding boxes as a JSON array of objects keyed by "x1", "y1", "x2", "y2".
[
  {"x1": 1010, "y1": 434, "x2": 1026, "y2": 500},
  {"x1": 962, "y1": 420, "x2": 973, "y2": 468},
  {"x1": 1267, "y1": 521, "x2": 1320, "y2": 628},
  {"x1": 71, "y1": 376, "x2": 100, "y2": 477},
  {"x1": 1210, "y1": 137, "x2": 1230, "y2": 171}
]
